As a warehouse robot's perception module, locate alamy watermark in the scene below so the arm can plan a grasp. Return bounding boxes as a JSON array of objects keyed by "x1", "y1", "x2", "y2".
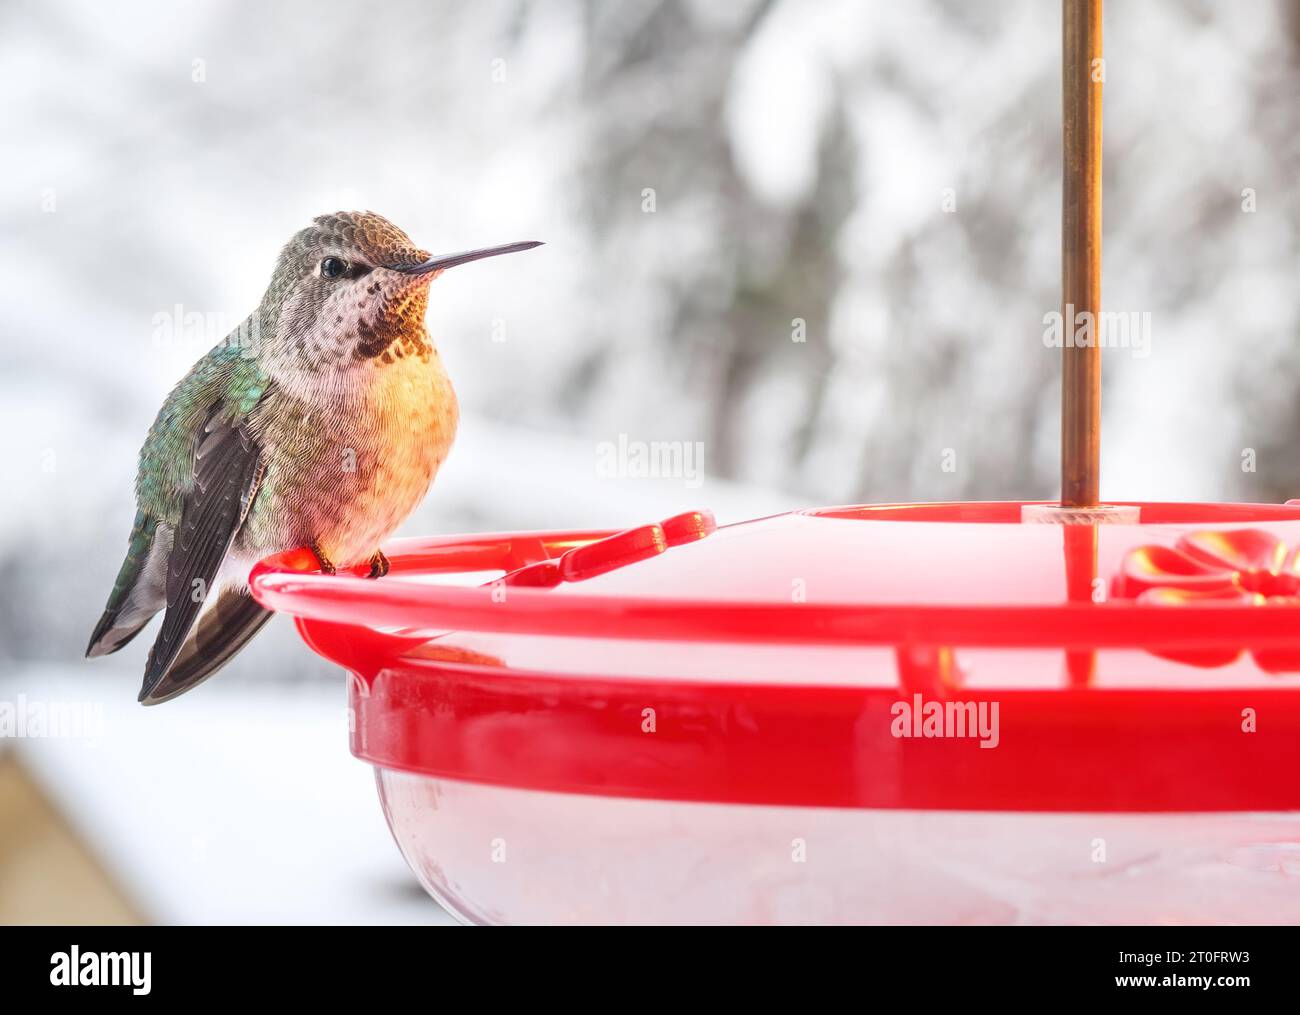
[
  {"x1": 151, "y1": 305, "x2": 261, "y2": 357},
  {"x1": 50, "y1": 947, "x2": 150, "y2": 995},
  {"x1": 0, "y1": 695, "x2": 104, "y2": 745},
  {"x1": 890, "y1": 693, "x2": 999, "y2": 749},
  {"x1": 596, "y1": 434, "x2": 705, "y2": 489},
  {"x1": 1043, "y1": 303, "x2": 1151, "y2": 359}
]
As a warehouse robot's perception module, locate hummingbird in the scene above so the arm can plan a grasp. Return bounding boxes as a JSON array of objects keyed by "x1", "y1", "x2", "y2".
[{"x1": 86, "y1": 211, "x2": 541, "y2": 704}]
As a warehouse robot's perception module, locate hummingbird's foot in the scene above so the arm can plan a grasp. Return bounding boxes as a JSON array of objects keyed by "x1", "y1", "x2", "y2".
[
  {"x1": 309, "y1": 540, "x2": 337, "y2": 575},
  {"x1": 367, "y1": 549, "x2": 390, "y2": 579}
]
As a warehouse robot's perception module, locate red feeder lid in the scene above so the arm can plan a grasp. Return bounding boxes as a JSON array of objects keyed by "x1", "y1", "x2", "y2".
[{"x1": 249, "y1": 501, "x2": 1300, "y2": 813}]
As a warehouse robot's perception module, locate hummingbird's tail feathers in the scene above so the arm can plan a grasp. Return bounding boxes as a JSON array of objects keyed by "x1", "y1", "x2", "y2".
[
  {"x1": 86, "y1": 612, "x2": 151, "y2": 658},
  {"x1": 138, "y1": 588, "x2": 272, "y2": 705},
  {"x1": 138, "y1": 403, "x2": 265, "y2": 703},
  {"x1": 86, "y1": 515, "x2": 170, "y2": 658}
]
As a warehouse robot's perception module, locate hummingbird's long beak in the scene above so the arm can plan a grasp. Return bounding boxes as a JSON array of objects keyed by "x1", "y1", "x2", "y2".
[{"x1": 389, "y1": 240, "x2": 543, "y2": 275}]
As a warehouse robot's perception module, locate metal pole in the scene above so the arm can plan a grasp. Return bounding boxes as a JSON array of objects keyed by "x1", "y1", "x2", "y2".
[{"x1": 1061, "y1": 0, "x2": 1103, "y2": 507}]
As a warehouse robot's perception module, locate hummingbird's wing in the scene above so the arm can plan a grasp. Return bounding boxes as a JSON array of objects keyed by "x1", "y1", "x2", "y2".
[
  {"x1": 140, "y1": 585, "x2": 272, "y2": 705},
  {"x1": 137, "y1": 402, "x2": 266, "y2": 704}
]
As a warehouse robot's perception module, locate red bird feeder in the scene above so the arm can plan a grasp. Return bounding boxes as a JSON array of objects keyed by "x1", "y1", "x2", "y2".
[{"x1": 249, "y1": 1, "x2": 1300, "y2": 924}]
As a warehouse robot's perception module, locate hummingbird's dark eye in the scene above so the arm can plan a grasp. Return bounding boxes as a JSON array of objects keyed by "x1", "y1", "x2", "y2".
[{"x1": 320, "y1": 257, "x2": 348, "y2": 279}]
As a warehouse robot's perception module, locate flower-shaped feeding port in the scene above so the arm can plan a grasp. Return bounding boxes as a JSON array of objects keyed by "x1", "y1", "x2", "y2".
[{"x1": 1113, "y1": 528, "x2": 1300, "y2": 672}]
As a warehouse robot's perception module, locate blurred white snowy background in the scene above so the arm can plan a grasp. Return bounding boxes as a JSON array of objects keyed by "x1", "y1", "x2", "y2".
[{"x1": 2, "y1": 0, "x2": 1300, "y2": 922}]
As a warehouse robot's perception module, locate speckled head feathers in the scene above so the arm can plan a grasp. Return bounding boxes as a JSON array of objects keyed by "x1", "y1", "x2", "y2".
[
  {"x1": 254, "y1": 211, "x2": 540, "y2": 383},
  {"x1": 257, "y1": 211, "x2": 437, "y2": 378},
  {"x1": 293, "y1": 211, "x2": 431, "y2": 270}
]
